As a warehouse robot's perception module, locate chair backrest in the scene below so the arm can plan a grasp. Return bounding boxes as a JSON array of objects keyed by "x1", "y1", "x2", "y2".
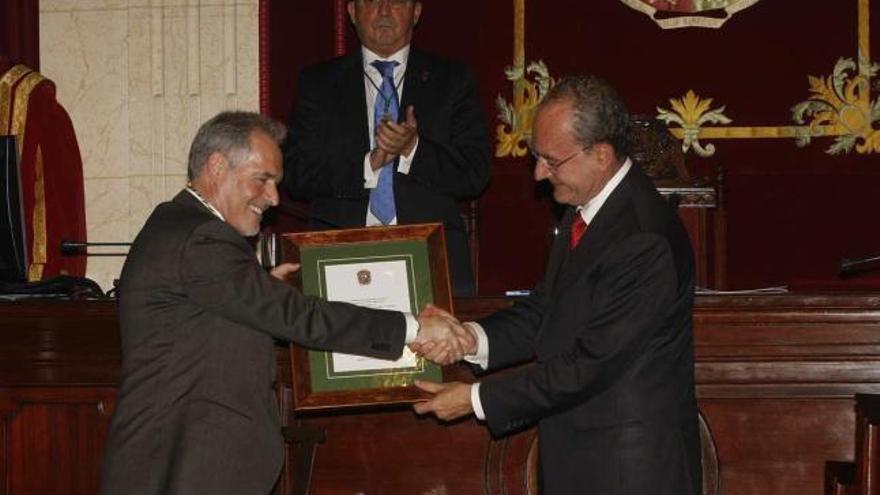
[{"x1": 485, "y1": 408, "x2": 720, "y2": 495}]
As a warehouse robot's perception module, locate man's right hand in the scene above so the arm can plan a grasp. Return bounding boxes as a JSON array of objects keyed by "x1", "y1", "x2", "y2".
[
  {"x1": 411, "y1": 307, "x2": 477, "y2": 365},
  {"x1": 369, "y1": 147, "x2": 393, "y2": 171}
]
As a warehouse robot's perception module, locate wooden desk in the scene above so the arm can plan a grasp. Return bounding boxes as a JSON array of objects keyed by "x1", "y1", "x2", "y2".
[{"x1": 3, "y1": 293, "x2": 880, "y2": 494}]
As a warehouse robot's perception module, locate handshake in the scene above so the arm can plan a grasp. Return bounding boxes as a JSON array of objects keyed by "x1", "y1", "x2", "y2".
[{"x1": 409, "y1": 304, "x2": 477, "y2": 366}]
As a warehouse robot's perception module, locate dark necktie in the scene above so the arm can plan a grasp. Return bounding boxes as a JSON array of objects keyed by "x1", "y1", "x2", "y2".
[
  {"x1": 369, "y1": 60, "x2": 400, "y2": 225},
  {"x1": 569, "y1": 213, "x2": 588, "y2": 250}
]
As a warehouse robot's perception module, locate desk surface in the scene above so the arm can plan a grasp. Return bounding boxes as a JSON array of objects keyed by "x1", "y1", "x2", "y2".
[{"x1": 3, "y1": 293, "x2": 880, "y2": 495}]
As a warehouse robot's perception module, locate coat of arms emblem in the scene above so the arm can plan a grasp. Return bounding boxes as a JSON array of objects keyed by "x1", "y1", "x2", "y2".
[{"x1": 619, "y1": 0, "x2": 761, "y2": 29}]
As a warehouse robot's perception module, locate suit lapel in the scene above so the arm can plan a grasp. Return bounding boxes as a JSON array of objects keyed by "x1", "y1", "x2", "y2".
[
  {"x1": 544, "y1": 208, "x2": 574, "y2": 292},
  {"x1": 552, "y1": 169, "x2": 637, "y2": 293},
  {"x1": 173, "y1": 189, "x2": 216, "y2": 218},
  {"x1": 338, "y1": 53, "x2": 371, "y2": 151},
  {"x1": 401, "y1": 49, "x2": 429, "y2": 114},
  {"x1": 172, "y1": 190, "x2": 258, "y2": 253}
]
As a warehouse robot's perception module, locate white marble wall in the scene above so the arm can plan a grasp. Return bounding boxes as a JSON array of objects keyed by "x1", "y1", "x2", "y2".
[{"x1": 40, "y1": 0, "x2": 260, "y2": 290}]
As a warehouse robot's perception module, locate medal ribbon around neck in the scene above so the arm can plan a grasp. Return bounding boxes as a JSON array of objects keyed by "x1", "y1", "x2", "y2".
[{"x1": 364, "y1": 66, "x2": 404, "y2": 120}]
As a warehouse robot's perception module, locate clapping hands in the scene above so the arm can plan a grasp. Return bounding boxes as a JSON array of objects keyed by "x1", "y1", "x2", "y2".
[{"x1": 409, "y1": 304, "x2": 476, "y2": 365}]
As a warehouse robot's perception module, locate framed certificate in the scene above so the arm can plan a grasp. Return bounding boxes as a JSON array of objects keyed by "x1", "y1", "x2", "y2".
[{"x1": 281, "y1": 223, "x2": 453, "y2": 411}]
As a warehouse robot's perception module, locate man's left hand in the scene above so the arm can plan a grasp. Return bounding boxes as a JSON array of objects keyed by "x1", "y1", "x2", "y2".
[
  {"x1": 376, "y1": 105, "x2": 418, "y2": 157},
  {"x1": 270, "y1": 263, "x2": 300, "y2": 282},
  {"x1": 412, "y1": 380, "x2": 474, "y2": 421}
]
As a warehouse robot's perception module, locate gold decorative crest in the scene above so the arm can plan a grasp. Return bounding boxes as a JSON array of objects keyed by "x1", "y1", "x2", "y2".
[
  {"x1": 656, "y1": 91, "x2": 732, "y2": 157},
  {"x1": 657, "y1": 0, "x2": 878, "y2": 156},
  {"x1": 618, "y1": 0, "x2": 762, "y2": 29},
  {"x1": 496, "y1": 61, "x2": 554, "y2": 158},
  {"x1": 791, "y1": 57, "x2": 880, "y2": 154},
  {"x1": 496, "y1": 0, "x2": 878, "y2": 158},
  {"x1": 494, "y1": 0, "x2": 555, "y2": 158}
]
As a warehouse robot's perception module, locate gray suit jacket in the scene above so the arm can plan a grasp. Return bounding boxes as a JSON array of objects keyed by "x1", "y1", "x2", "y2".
[
  {"x1": 100, "y1": 191, "x2": 406, "y2": 495},
  {"x1": 477, "y1": 166, "x2": 701, "y2": 495}
]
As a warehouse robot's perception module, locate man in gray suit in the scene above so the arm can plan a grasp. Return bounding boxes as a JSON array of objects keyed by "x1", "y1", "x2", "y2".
[{"x1": 100, "y1": 111, "x2": 466, "y2": 495}]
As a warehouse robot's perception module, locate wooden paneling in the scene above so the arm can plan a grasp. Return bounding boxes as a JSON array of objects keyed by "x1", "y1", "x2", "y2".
[
  {"x1": 3, "y1": 390, "x2": 114, "y2": 495},
  {"x1": 3, "y1": 294, "x2": 880, "y2": 494}
]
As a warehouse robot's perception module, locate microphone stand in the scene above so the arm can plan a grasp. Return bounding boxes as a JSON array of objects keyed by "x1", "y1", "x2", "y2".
[
  {"x1": 839, "y1": 255, "x2": 880, "y2": 278},
  {"x1": 61, "y1": 240, "x2": 132, "y2": 257}
]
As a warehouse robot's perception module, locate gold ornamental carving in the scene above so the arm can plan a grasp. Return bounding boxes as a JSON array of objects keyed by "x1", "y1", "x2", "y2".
[
  {"x1": 495, "y1": 0, "x2": 877, "y2": 158},
  {"x1": 495, "y1": 61, "x2": 554, "y2": 158},
  {"x1": 495, "y1": 0, "x2": 555, "y2": 158},
  {"x1": 792, "y1": 57, "x2": 880, "y2": 154},
  {"x1": 656, "y1": 90, "x2": 731, "y2": 157},
  {"x1": 618, "y1": 0, "x2": 762, "y2": 30},
  {"x1": 657, "y1": 0, "x2": 878, "y2": 156}
]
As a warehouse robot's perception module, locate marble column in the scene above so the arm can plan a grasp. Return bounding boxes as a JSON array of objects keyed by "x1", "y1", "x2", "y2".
[{"x1": 40, "y1": 0, "x2": 260, "y2": 290}]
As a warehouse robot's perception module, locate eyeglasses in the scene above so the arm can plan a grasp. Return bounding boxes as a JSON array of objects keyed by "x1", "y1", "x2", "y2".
[
  {"x1": 531, "y1": 146, "x2": 590, "y2": 173},
  {"x1": 359, "y1": 0, "x2": 412, "y2": 7}
]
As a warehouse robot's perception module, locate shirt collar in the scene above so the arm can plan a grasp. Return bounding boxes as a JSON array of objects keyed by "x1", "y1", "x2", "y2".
[
  {"x1": 362, "y1": 44, "x2": 410, "y2": 75},
  {"x1": 185, "y1": 187, "x2": 225, "y2": 221},
  {"x1": 577, "y1": 157, "x2": 632, "y2": 225}
]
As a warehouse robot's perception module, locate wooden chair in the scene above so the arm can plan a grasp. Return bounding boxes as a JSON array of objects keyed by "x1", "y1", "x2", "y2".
[
  {"x1": 824, "y1": 394, "x2": 880, "y2": 495},
  {"x1": 629, "y1": 116, "x2": 726, "y2": 289},
  {"x1": 484, "y1": 409, "x2": 720, "y2": 495}
]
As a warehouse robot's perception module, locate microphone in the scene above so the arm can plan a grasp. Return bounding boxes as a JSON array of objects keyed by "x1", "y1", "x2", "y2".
[
  {"x1": 61, "y1": 240, "x2": 132, "y2": 256},
  {"x1": 839, "y1": 255, "x2": 880, "y2": 277}
]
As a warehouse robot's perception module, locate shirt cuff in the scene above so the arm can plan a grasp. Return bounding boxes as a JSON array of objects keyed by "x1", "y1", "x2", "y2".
[
  {"x1": 396, "y1": 136, "x2": 419, "y2": 175},
  {"x1": 403, "y1": 313, "x2": 419, "y2": 344},
  {"x1": 363, "y1": 151, "x2": 379, "y2": 189},
  {"x1": 471, "y1": 382, "x2": 486, "y2": 420},
  {"x1": 463, "y1": 321, "x2": 489, "y2": 369}
]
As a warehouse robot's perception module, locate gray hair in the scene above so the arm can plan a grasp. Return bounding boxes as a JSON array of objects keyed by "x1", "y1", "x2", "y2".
[
  {"x1": 538, "y1": 75, "x2": 630, "y2": 160},
  {"x1": 187, "y1": 111, "x2": 287, "y2": 181}
]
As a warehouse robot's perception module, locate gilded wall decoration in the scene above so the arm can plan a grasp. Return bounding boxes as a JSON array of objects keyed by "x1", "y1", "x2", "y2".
[
  {"x1": 792, "y1": 58, "x2": 880, "y2": 154},
  {"x1": 657, "y1": 0, "x2": 878, "y2": 156},
  {"x1": 496, "y1": 61, "x2": 553, "y2": 158},
  {"x1": 619, "y1": 0, "x2": 762, "y2": 29},
  {"x1": 495, "y1": 0, "x2": 877, "y2": 158},
  {"x1": 656, "y1": 91, "x2": 732, "y2": 157},
  {"x1": 495, "y1": 0, "x2": 555, "y2": 158}
]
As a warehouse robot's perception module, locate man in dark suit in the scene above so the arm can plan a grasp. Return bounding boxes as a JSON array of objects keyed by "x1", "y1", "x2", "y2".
[
  {"x1": 412, "y1": 76, "x2": 702, "y2": 494},
  {"x1": 100, "y1": 111, "x2": 466, "y2": 495},
  {"x1": 283, "y1": 0, "x2": 491, "y2": 296}
]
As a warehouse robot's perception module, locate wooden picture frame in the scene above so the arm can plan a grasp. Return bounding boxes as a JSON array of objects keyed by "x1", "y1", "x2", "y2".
[{"x1": 281, "y1": 223, "x2": 453, "y2": 411}]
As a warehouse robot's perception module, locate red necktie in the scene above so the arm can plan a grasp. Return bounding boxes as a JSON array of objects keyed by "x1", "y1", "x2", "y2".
[{"x1": 569, "y1": 214, "x2": 587, "y2": 250}]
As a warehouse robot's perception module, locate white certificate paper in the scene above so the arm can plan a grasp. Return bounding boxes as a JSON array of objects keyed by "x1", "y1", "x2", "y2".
[{"x1": 323, "y1": 259, "x2": 419, "y2": 373}]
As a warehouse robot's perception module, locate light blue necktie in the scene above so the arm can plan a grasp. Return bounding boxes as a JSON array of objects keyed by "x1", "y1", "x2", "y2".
[{"x1": 369, "y1": 60, "x2": 399, "y2": 225}]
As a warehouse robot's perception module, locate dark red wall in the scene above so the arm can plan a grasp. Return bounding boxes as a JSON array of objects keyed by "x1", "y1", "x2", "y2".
[
  {"x1": 0, "y1": 0, "x2": 40, "y2": 70},
  {"x1": 266, "y1": 0, "x2": 880, "y2": 294}
]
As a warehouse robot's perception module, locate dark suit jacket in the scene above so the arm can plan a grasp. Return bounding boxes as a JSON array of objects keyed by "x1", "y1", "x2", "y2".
[
  {"x1": 283, "y1": 48, "x2": 491, "y2": 296},
  {"x1": 100, "y1": 191, "x2": 406, "y2": 495},
  {"x1": 477, "y1": 166, "x2": 701, "y2": 495}
]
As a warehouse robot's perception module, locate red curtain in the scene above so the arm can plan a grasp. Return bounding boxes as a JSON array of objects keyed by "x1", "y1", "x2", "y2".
[{"x1": 0, "y1": 0, "x2": 40, "y2": 71}]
